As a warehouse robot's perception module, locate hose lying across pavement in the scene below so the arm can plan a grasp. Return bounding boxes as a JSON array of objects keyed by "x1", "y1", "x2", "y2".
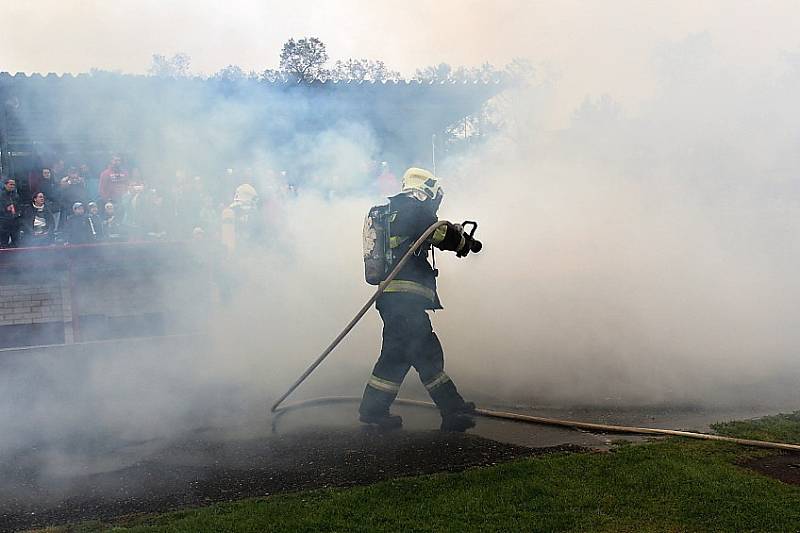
[
  {"x1": 274, "y1": 396, "x2": 800, "y2": 453},
  {"x1": 270, "y1": 221, "x2": 800, "y2": 454}
]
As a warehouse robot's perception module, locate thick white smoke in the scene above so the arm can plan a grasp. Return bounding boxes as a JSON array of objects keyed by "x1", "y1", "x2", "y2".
[{"x1": 431, "y1": 34, "x2": 800, "y2": 406}]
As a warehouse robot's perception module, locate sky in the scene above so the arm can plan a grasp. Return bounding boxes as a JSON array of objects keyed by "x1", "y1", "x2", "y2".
[{"x1": 2, "y1": 0, "x2": 800, "y2": 121}]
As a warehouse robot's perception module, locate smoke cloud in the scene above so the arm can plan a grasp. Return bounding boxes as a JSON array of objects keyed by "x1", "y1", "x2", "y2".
[{"x1": 435, "y1": 32, "x2": 800, "y2": 406}]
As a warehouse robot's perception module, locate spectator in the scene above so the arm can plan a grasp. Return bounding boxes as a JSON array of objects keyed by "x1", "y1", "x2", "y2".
[
  {"x1": 87, "y1": 202, "x2": 105, "y2": 240},
  {"x1": 51, "y1": 159, "x2": 66, "y2": 179},
  {"x1": 139, "y1": 189, "x2": 170, "y2": 240},
  {"x1": 61, "y1": 202, "x2": 99, "y2": 245},
  {"x1": 59, "y1": 167, "x2": 88, "y2": 209},
  {"x1": 103, "y1": 201, "x2": 114, "y2": 220},
  {"x1": 20, "y1": 192, "x2": 56, "y2": 246},
  {"x1": 98, "y1": 154, "x2": 130, "y2": 203},
  {"x1": 29, "y1": 167, "x2": 55, "y2": 197},
  {"x1": 102, "y1": 202, "x2": 126, "y2": 242},
  {"x1": 0, "y1": 178, "x2": 21, "y2": 248},
  {"x1": 120, "y1": 180, "x2": 146, "y2": 237},
  {"x1": 29, "y1": 168, "x2": 61, "y2": 223},
  {"x1": 80, "y1": 163, "x2": 98, "y2": 200}
]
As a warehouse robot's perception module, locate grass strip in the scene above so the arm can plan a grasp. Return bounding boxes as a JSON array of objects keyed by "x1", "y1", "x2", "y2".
[{"x1": 713, "y1": 411, "x2": 800, "y2": 444}]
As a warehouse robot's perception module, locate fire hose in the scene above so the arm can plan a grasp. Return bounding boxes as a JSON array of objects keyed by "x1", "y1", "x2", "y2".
[{"x1": 270, "y1": 221, "x2": 800, "y2": 453}]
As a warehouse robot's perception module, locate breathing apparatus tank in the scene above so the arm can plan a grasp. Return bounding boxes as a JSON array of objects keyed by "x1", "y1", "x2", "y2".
[{"x1": 363, "y1": 204, "x2": 392, "y2": 285}]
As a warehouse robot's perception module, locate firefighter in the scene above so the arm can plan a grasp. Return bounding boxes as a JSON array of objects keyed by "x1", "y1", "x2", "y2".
[
  {"x1": 221, "y1": 183, "x2": 262, "y2": 253},
  {"x1": 359, "y1": 168, "x2": 480, "y2": 431}
]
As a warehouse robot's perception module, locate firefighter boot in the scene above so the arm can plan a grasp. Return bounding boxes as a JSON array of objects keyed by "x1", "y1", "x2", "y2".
[
  {"x1": 428, "y1": 380, "x2": 476, "y2": 432},
  {"x1": 440, "y1": 413, "x2": 476, "y2": 432},
  {"x1": 359, "y1": 384, "x2": 403, "y2": 429}
]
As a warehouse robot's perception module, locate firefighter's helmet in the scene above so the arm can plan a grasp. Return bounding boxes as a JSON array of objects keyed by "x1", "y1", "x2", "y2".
[
  {"x1": 232, "y1": 183, "x2": 258, "y2": 208},
  {"x1": 401, "y1": 168, "x2": 442, "y2": 201}
]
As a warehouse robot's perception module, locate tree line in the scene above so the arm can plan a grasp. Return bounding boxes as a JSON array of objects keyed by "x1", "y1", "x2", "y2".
[{"x1": 147, "y1": 37, "x2": 528, "y2": 84}]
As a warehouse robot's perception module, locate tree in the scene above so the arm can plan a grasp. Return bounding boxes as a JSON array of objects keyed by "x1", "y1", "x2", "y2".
[
  {"x1": 413, "y1": 62, "x2": 508, "y2": 83},
  {"x1": 413, "y1": 63, "x2": 453, "y2": 82},
  {"x1": 279, "y1": 37, "x2": 329, "y2": 81},
  {"x1": 259, "y1": 69, "x2": 285, "y2": 82},
  {"x1": 331, "y1": 59, "x2": 401, "y2": 82},
  {"x1": 148, "y1": 53, "x2": 191, "y2": 77},
  {"x1": 212, "y1": 64, "x2": 246, "y2": 82}
]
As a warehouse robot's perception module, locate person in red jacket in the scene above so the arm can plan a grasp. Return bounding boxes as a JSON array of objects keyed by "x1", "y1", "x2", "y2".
[{"x1": 98, "y1": 155, "x2": 129, "y2": 203}]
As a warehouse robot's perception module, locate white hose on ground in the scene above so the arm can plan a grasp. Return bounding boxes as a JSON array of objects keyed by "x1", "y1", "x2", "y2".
[
  {"x1": 270, "y1": 222, "x2": 800, "y2": 453},
  {"x1": 275, "y1": 396, "x2": 800, "y2": 453}
]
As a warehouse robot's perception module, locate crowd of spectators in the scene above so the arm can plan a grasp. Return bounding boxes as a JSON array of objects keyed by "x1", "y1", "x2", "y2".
[
  {"x1": 0, "y1": 154, "x2": 400, "y2": 250},
  {"x1": 2, "y1": 155, "x2": 236, "y2": 249}
]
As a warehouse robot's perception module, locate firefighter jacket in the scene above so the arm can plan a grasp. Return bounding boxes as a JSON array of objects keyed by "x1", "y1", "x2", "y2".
[{"x1": 383, "y1": 194, "x2": 465, "y2": 309}]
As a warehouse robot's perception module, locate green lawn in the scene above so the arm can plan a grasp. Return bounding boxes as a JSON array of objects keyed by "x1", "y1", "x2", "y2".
[
  {"x1": 48, "y1": 412, "x2": 800, "y2": 533},
  {"x1": 712, "y1": 411, "x2": 800, "y2": 444}
]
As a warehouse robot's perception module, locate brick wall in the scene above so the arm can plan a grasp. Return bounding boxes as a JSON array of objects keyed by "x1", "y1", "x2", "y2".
[
  {"x1": 0, "y1": 273, "x2": 71, "y2": 348},
  {"x1": 0, "y1": 281, "x2": 67, "y2": 325},
  {"x1": 0, "y1": 243, "x2": 214, "y2": 348}
]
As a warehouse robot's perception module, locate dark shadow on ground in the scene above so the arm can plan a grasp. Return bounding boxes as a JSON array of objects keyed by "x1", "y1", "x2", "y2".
[{"x1": 741, "y1": 453, "x2": 800, "y2": 486}]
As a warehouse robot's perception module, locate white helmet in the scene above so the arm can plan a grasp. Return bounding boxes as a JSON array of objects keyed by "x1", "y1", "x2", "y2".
[
  {"x1": 400, "y1": 167, "x2": 442, "y2": 201},
  {"x1": 232, "y1": 183, "x2": 258, "y2": 208}
]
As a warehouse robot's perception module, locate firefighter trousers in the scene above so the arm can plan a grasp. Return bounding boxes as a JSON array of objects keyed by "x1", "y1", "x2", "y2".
[{"x1": 359, "y1": 293, "x2": 468, "y2": 417}]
